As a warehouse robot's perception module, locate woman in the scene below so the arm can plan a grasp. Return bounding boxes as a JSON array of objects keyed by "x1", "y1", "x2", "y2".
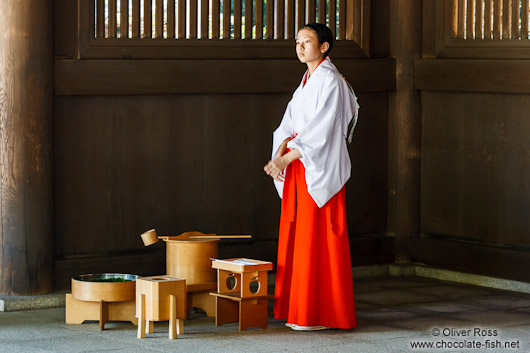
[{"x1": 263, "y1": 23, "x2": 359, "y2": 331}]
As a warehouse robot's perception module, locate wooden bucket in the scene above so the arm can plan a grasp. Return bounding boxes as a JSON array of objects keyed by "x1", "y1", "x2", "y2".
[{"x1": 165, "y1": 239, "x2": 219, "y2": 285}]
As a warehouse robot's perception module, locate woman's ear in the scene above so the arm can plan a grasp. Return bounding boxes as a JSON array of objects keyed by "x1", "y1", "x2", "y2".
[{"x1": 320, "y1": 42, "x2": 329, "y2": 54}]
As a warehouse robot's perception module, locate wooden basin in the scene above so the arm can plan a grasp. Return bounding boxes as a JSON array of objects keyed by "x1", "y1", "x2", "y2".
[{"x1": 71, "y1": 273, "x2": 138, "y2": 302}]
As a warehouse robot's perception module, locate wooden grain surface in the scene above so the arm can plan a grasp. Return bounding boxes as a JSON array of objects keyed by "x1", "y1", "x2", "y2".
[
  {"x1": 234, "y1": 0, "x2": 242, "y2": 38},
  {"x1": 415, "y1": 59, "x2": 530, "y2": 94},
  {"x1": 421, "y1": 91, "x2": 530, "y2": 248},
  {"x1": 54, "y1": 58, "x2": 395, "y2": 95},
  {"x1": 387, "y1": 0, "x2": 423, "y2": 263},
  {"x1": 0, "y1": 0, "x2": 54, "y2": 295},
  {"x1": 53, "y1": 91, "x2": 389, "y2": 286},
  {"x1": 245, "y1": 0, "x2": 253, "y2": 39},
  {"x1": 54, "y1": 0, "x2": 78, "y2": 58}
]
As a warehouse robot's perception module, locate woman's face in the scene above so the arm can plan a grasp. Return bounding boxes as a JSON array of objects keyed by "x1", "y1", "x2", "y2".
[{"x1": 296, "y1": 28, "x2": 327, "y2": 65}]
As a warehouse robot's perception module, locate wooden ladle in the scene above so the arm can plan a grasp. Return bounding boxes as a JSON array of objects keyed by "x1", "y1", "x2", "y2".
[{"x1": 140, "y1": 229, "x2": 252, "y2": 246}]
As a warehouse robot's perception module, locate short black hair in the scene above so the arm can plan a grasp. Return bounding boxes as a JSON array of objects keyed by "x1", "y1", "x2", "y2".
[{"x1": 302, "y1": 23, "x2": 334, "y2": 57}]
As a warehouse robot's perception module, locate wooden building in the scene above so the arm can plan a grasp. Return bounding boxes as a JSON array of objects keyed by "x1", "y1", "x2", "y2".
[{"x1": 1, "y1": 0, "x2": 529, "y2": 295}]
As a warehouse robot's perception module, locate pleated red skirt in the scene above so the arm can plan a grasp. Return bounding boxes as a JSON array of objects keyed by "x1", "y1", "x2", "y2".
[{"x1": 273, "y1": 158, "x2": 357, "y2": 329}]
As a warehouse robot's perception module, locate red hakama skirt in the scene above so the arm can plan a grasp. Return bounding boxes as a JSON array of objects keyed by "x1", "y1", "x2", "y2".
[{"x1": 273, "y1": 158, "x2": 357, "y2": 329}]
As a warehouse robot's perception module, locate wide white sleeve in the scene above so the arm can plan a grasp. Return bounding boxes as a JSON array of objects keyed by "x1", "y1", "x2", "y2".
[
  {"x1": 271, "y1": 101, "x2": 294, "y2": 199},
  {"x1": 286, "y1": 76, "x2": 354, "y2": 207},
  {"x1": 272, "y1": 101, "x2": 294, "y2": 159}
]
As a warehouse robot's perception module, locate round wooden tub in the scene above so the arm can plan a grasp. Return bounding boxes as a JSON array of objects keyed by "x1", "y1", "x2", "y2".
[{"x1": 71, "y1": 273, "x2": 139, "y2": 302}]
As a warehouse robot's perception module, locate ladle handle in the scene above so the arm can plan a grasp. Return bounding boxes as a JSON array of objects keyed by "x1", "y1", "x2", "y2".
[
  {"x1": 159, "y1": 234, "x2": 252, "y2": 240},
  {"x1": 191, "y1": 235, "x2": 252, "y2": 239}
]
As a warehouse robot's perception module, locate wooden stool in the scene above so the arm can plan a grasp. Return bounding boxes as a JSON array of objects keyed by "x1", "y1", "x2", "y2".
[
  {"x1": 136, "y1": 276, "x2": 186, "y2": 339},
  {"x1": 210, "y1": 258, "x2": 273, "y2": 331}
]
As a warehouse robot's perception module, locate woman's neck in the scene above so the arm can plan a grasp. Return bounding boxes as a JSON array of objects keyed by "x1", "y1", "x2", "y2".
[{"x1": 306, "y1": 56, "x2": 326, "y2": 78}]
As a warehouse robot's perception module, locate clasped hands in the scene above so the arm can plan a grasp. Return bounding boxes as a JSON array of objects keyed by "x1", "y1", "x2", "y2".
[
  {"x1": 264, "y1": 139, "x2": 301, "y2": 182},
  {"x1": 264, "y1": 155, "x2": 290, "y2": 182}
]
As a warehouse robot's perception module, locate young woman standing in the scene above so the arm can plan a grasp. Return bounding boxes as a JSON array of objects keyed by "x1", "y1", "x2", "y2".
[{"x1": 263, "y1": 23, "x2": 359, "y2": 331}]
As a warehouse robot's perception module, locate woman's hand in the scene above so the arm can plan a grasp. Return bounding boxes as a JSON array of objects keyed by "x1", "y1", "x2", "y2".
[
  {"x1": 264, "y1": 148, "x2": 302, "y2": 182},
  {"x1": 264, "y1": 155, "x2": 290, "y2": 182}
]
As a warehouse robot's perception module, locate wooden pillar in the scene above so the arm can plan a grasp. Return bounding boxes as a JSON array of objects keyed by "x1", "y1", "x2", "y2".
[
  {"x1": 388, "y1": 0, "x2": 423, "y2": 263},
  {"x1": 0, "y1": 0, "x2": 54, "y2": 294}
]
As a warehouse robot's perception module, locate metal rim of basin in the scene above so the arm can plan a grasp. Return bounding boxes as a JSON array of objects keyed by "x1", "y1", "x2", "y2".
[{"x1": 73, "y1": 273, "x2": 139, "y2": 282}]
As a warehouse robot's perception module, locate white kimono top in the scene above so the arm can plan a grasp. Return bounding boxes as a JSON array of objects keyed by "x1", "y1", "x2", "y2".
[{"x1": 272, "y1": 57, "x2": 359, "y2": 208}]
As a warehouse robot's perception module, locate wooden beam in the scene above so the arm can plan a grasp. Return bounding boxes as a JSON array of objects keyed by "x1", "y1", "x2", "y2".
[
  {"x1": 466, "y1": 0, "x2": 474, "y2": 39},
  {"x1": 77, "y1": 37, "x2": 368, "y2": 59},
  {"x1": 121, "y1": 0, "x2": 129, "y2": 38},
  {"x1": 212, "y1": 0, "x2": 220, "y2": 38},
  {"x1": 223, "y1": 0, "x2": 231, "y2": 38},
  {"x1": 360, "y1": 0, "x2": 370, "y2": 54},
  {"x1": 109, "y1": 0, "x2": 118, "y2": 37},
  {"x1": 97, "y1": 0, "x2": 105, "y2": 37},
  {"x1": 502, "y1": 0, "x2": 510, "y2": 39},
  {"x1": 234, "y1": 0, "x2": 242, "y2": 38},
  {"x1": 422, "y1": 0, "x2": 437, "y2": 58},
  {"x1": 79, "y1": 0, "x2": 93, "y2": 57},
  {"x1": 54, "y1": 58, "x2": 396, "y2": 95},
  {"x1": 458, "y1": 0, "x2": 465, "y2": 38},
  {"x1": 345, "y1": 0, "x2": 354, "y2": 40},
  {"x1": 276, "y1": 0, "x2": 284, "y2": 39},
  {"x1": 144, "y1": 0, "x2": 153, "y2": 38},
  {"x1": 190, "y1": 0, "x2": 198, "y2": 38},
  {"x1": 178, "y1": 0, "x2": 187, "y2": 38},
  {"x1": 318, "y1": 0, "x2": 326, "y2": 24},
  {"x1": 329, "y1": 0, "x2": 337, "y2": 37},
  {"x1": 415, "y1": 59, "x2": 530, "y2": 94},
  {"x1": 352, "y1": 0, "x2": 360, "y2": 42},
  {"x1": 55, "y1": 0, "x2": 80, "y2": 58},
  {"x1": 297, "y1": 0, "x2": 305, "y2": 30},
  {"x1": 256, "y1": 0, "x2": 264, "y2": 39},
  {"x1": 511, "y1": 0, "x2": 519, "y2": 38},
  {"x1": 201, "y1": 0, "x2": 209, "y2": 38},
  {"x1": 168, "y1": 0, "x2": 176, "y2": 38},
  {"x1": 308, "y1": 0, "x2": 316, "y2": 23},
  {"x1": 388, "y1": 0, "x2": 423, "y2": 263},
  {"x1": 156, "y1": 0, "x2": 164, "y2": 38},
  {"x1": 245, "y1": 0, "x2": 253, "y2": 39},
  {"x1": 132, "y1": 0, "x2": 141, "y2": 38},
  {"x1": 338, "y1": 0, "x2": 346, "y2": 39},
  {"x1": 493, "y1": 0, "x2": 501, "y2": 38},
  {"x1": 0, "y1": 0, "x2": 54, "y2": 295}
]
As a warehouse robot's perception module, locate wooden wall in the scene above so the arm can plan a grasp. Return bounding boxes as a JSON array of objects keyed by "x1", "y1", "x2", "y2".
[
  {"x1": 413, "y1": 87, "x2": 530, "y2": 281},
  {"x1": 412, "y1": 0, "x2": 530, "y2": 282},
  {"x1": 48, "y1": 0, "x2": 530, "y2": 290},
  {"x1": 53, "y1": 0, "x2": 394, "y2": 290},
  {"x1": 421, "y1": 91, "x2": 530, "y2": 248}
]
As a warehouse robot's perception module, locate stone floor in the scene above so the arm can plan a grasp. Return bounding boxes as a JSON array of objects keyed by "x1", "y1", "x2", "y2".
[{"x1": 1, "y1": 275, "x2": 530, "y2": 352}]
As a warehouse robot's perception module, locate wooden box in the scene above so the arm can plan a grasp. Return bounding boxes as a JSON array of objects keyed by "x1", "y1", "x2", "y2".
[{"x1": 210, "y1": 258, "x2": 273, "y2": 331}]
